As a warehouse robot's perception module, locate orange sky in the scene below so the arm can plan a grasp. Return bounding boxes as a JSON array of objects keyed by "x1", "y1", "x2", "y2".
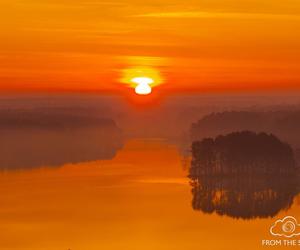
[{"x1": 1, "y1": 0, "x2": 300, "y2": 94}]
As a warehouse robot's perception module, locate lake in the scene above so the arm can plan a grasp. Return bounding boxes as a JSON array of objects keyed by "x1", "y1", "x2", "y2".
[{"x1": 0, "y1": 138, "x2": 299, "y2": 250}]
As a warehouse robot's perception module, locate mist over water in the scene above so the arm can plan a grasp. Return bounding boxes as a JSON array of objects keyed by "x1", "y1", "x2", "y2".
[{"x1": 2, "y1": 93, "x2": 300, "y2": 138}]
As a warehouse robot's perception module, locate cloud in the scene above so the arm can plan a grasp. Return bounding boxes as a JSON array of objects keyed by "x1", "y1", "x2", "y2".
[
  {"x1": 270, "y1": 216, "x2": 300, "y2": 238},
  {"x1": 133, "y1": 11, "x2": 300, "y2": 20}
]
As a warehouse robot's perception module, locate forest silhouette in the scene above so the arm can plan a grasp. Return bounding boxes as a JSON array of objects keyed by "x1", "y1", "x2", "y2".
[
  {"x1": 0, "y1": 108, "x2": 123, "y2": 170},
  {"x1": 190, "y1": 131, "x2": 297, "y2": 176},
  {"x1": 190, "y1": 111, "x2": 300, "y2": 147},
  {"x1": 189, "y1": 131, "x2": 299, "y2": 219}
]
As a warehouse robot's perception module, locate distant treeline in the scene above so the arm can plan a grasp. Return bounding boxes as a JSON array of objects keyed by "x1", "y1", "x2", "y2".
[
  {"x1": 190, "y1": 111, "x2": 300, "y2": 147},
  {"x1": 0, "y1": 108, "x2": 117, "y2": 130},
  {"x1": 190, "y1": 131, "x2": 297, "y2": 176},
  {"x1": 0, "y1": 108, "x2": 123, "y2": 169}
]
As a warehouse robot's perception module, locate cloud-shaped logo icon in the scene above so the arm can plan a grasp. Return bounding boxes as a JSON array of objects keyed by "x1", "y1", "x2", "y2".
[{"x1": 270, "y1": 216, "x2": 300, "y2": 238}]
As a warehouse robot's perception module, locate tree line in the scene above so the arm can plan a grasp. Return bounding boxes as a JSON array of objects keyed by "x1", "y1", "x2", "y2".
[{"x1": 190, "y1": 131, "x2": 297, "y2": 176}]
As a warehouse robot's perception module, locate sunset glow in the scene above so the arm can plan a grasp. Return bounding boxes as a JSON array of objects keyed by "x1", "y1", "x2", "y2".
[
  {"x1": 1, "y1": 0, "x2": 300, "y2": 94},
  {"x1": 1, "y1": 1, "x2": 300, "y2": 249}
]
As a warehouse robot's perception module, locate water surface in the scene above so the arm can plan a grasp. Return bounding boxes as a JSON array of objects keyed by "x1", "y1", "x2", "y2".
[{"x1": 0, "y1": 139, "x2": 299, "y2": 250}]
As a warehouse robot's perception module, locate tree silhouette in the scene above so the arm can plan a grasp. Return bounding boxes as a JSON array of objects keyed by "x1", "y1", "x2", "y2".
[
  {"x1": 190, "y1": 131, "x2": 297, "y2": 176},
  {"x1": 190, "y1": 110, "x2": 300, "y2": 147},
  {"x1": 189, "y1": 131, "x2": 299, "y2": 219}
]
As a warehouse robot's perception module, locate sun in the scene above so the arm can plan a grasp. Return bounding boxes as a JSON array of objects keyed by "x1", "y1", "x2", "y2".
[
  {"x1": 131, "y1": 77, "x2": 153, "y2": 95},
  {"x1": 120, "y1": 67, "x2": 163, "y2": 96}
]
